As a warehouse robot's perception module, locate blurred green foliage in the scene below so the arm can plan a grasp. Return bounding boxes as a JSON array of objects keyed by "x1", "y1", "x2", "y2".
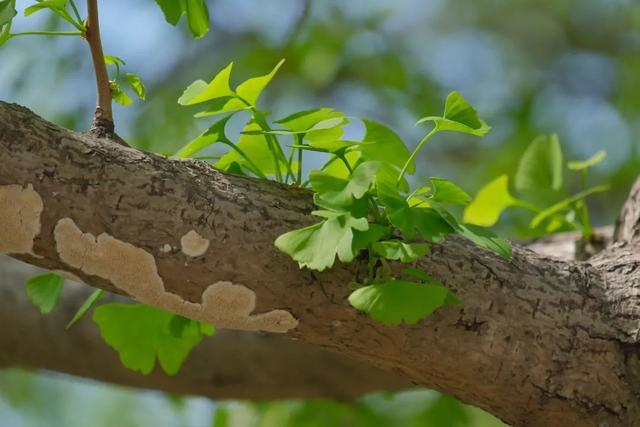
[{"x1": 0, "y1": 369, "x2": 504, "y2": 427}]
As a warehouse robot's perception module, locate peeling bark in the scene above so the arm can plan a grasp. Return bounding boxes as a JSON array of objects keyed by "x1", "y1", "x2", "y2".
[
  {"x1": 1, "y1": 101, "x2": 639, "y2": 426},
  {"x1": 0, "y1": 255, "x2": 410, "y2": 400}
]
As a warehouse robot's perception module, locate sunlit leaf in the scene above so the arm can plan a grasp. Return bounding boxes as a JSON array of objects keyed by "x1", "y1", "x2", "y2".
[
  {"x1": 275, "y1": 108, "x2": 344, "y2": 132},
  {"x1": 357, "y1": 119, "x2": 413, "y2": 172},
  {"x1": 348, "y1": 279, "x2": 459, "y2": 326},
  {"x1": 125, "y1": 72, "x2": 146, "y2": 100},
  {"x1": 110, "y1": 81, "x2": 133, "y2": 106},
  {"x1": 175, "y1": 115, "x2": 232, "y2": 158},
  {"x1": 24, "y1": 0, "x2": 68, "y2": 17},
  {"x1": 104, "y1": 54, "x2": 125, "y2": 66},
  {"x1": 429, "y1": 177, "x2": 471, "y2": 205},
  {"x1": 275, "y1": 211, "x2": 370, "y2": 271},
  {"x1": 178, "y1": 62, "x2": 234, "y2": 105},
  {"x1": 236, "y1": 59, "x2": 285, "y2": 106},
  {"x1": 417, "y1": 91, "x2": 491, "y2": 136},
  {"x1": 193, "y1": 97, "x2": 248, "y2": 118},
  {"x1": 463, "y1": 175, "x2": 517, "y2": 227},
  {"x1": 411, "y1": 178, "x2": 471, "y2": 207},
  {"x1": 215, "y1": 120, "x2": 287, "y2": 176}
]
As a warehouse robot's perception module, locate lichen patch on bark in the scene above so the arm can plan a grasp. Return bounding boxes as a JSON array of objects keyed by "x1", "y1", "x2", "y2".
[
  {"x1": 0, "y1": 184, "x2": 43, "y2": 255},
  {"x1": 180, "y1": 230, "x2": 209, "y2": 257},
  {"x1": 54, "y1": 218, "x2": 297, "y2": 332}
]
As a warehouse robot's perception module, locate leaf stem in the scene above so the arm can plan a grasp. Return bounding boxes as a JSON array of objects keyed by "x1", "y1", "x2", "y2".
[
  {"x1": 10, "y1": 31, "x2": 83, "y2": 37},
  {"x1": 297, "y1": 145, "x2": 303, "y2": 185},
  {"x1": 397, "y1": 127, "x2": 439, "y2": 185},
  {"x1": 69, "y1": 0, "x2": 83, "y2": 24},
  {"x1": 579, "y1": 170, "x2": 592, "y2": 239}
]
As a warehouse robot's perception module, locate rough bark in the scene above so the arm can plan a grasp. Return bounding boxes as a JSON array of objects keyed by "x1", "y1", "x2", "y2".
[
  {"x1": 0, "y1": 254, "x2": 411, "y2": 400},
  {"x1": 1, "y1": 101, "x2": 639, "y2": 426},
  {"x1": 0, "y1": 233, "x2": 582, "y2": 401}
]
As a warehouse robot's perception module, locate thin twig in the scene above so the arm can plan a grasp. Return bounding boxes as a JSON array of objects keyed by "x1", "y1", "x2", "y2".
[{"x1": 85, "y1": 0, "x2": 114, "y2": 136}]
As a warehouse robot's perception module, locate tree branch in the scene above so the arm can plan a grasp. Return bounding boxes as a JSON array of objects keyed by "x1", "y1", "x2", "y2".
[
  {"x1": 0, "y1": 256, "x2": 410, "y2": 399},
  {"x1": 85, "y1": 0, "x2": 113, "y2": 136},
  {"x1": 615, "y1": 177, "x2": 640, "y2": 244},
  {"x1": 1, "y1": 101, "x2": 639, "y2": 426}
]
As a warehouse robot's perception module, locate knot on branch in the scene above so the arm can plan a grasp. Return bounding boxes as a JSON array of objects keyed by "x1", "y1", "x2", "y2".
[{"x1": 89, "y1": 109, "x2": 129, "y2": 147}]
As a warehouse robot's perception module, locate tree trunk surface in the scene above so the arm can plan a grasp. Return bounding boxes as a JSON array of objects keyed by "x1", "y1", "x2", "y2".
[{"x1": 1, "y1": 101, "x2": 639, "y2": 426}]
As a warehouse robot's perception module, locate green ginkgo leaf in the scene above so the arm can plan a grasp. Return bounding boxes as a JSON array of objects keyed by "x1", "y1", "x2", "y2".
[
  {"x1": 236, "y1": 59, "x2": 285, "y2": 107},
  {"x1": 175, "y1": 115, "x2": 232, "y2": 158},
  {"x1": 274, "y1": 210, "x2": 371, "y2": 271},
  {"x1": 94, "y1": 303, "x2": 214, "y2": 376},
  {"x1": 24, "y1": 0, "x2": 67, "y2": 17},
  {"x1": 25, "y1": 272, "x2": 64, "y2": 314},
  {"x1": 275, "y1": 108, "x2": 344, "y2": 133},
  {"x1": 410, "y1": 178, "x2": 471, "y2": 207},
  {"x1": 310, "y1": 161, "x2": 379, "y2": 209},
  {"x1": 377, "y1": 172, "x2": 453, "y2": 241},
  {"x1": 155, "y1": 0, "x2": 182, "y2": 24},
  {"x1": 184, "y1": 0, "x2": 210, "y2": 39},
  {"x1": 357, "y1": 119, "x2": 413, "y2": 172},
  {"x1": 0, "y1": 0, "x2": 17, "y2": 27},
  {"x1": 348, "y1": 279, "x2": 459, "y2": 326},
  {"x1": 126, "y1": 72, "x2": 146, "y2": 100},
  {"x1": 178, "y1": 62, "x2": 234, "y2": 105},
  {"x1": 372, "y1": 240, "x2": 428, "y2": 263},
  {"x1": 463, "y1": 175, "x2": 517, "y2": 227},
  {"x1": 515, "y1": 134, "x2": 563, "y2": 193},
  {"x1": 216, "y1": 120, "x2": 288, "y2": 177},
  {"x1": 110, "y1": 81, "x2": 133, "y2": 106},
  {"x1": 417, "y1": 92, "x2": 491, "y2": 136},
  {"x1": 155, "y1": 0, "x2": 210, "y2": 38},
  {"x1": 434, "y1": 205, "x2": 512, "y2": 259}
]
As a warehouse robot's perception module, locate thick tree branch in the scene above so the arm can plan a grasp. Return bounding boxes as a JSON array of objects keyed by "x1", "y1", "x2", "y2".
[
  {"x1": 0, "y1": 256, "x2": 410, "y2": 399},
  {"x1": 1, "y1": 101, "x2": 639, "y2": 426},
  {"x1": 0, "y1": 233, "x2": 581, "y2": 401}
]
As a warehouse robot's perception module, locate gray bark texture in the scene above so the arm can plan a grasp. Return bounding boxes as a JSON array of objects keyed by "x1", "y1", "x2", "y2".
[
  {"x1": 0, "y1": 255, "x2": 411, "y2": 400},
  {"x1": 1, "y1": 101, "x2": 639, "y2": 426}
]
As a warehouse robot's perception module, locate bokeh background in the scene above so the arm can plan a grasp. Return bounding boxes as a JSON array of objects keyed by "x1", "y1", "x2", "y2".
[{"x1": 1, "y1": 0, "x2": 639, "y2": 425}]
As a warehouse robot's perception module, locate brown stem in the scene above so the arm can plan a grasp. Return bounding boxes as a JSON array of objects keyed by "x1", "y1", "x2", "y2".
[{"x1": 85, "y1": 0, "x2": 113, "y2": 136}]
